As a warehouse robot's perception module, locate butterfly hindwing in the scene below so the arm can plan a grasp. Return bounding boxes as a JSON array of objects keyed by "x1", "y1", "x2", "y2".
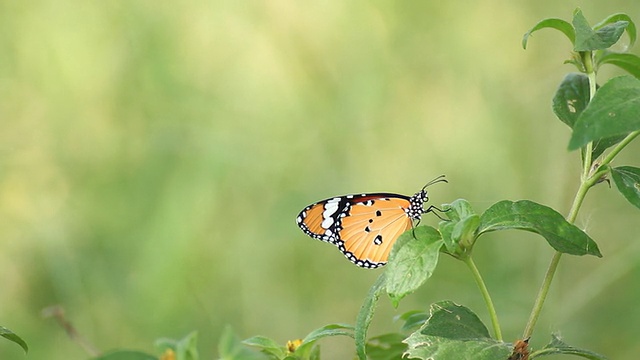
[{"x1": 296, "y1": 196, "x2": 350, "y2": 244}]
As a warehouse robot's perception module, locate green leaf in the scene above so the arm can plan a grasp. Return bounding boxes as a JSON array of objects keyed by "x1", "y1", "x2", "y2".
[
  {"x1": 451, "y1": 215, "x2": 480, "y2": 247},
  {"x1": 611, "y1": 166, "x2": 640, "y2": 209},
  {"x1": 155, "y1": 332, "x2": 199, "y2": 360},
  {"x1": 593, "y1": 13, "x2": 637, "y2": 47},
  {"x1": 0, "y1": 326, "x2": 28, "y2": 354},
  {"x1": 91, "y1": 351, "x2": 157, "y2": 360},
  {"x1": 439, "y1": 199, "x2": 479, "y2": 254},
  {"x1": 553, "y1": 73, "x2": 590, "y2": 128},
  {"x1": 242, "y1": 336, "x2": 285, "y2": 359},
  {"x1": 522, "y1": 18, "x2": 575, "y2": 49},
  {"x1": 403, "y1": 301, "x2": 511, "y2": 360},
  {"x1": 478, "y1": 200, "x2": 602, "y2": 257},
  {"x1": 301, "y1": 324, "x2": 354, "y2": 343},
  {"x1": 573, "y1": 9, "x2": 629, "y2": 51},
  {"x1": 442, "y1": 199, "x2": 477, "y2": 221},
  {"x1": 295, "y1": 324, "x2": 354, "y2": 358},
  {"x1": 530, "y1": 333, "x2": 607, "y2": 359},
  {"x1": 597, "y1": 52, "x2": 640, "y2": 79},
  {"x1": 355, "y1": 273, "x2": 386, "y2": 360},
  {"x1": 417, "y1": 301, "x2": 490, "y2": 339},
  {"x1": 217, "y1": 327, "x2": 267, "y2": 360},
  {"x1": 295, "y1": 323, "x2": 354, "y2": 356},
  {"x1": 569, "y1": 76, "x2": 640, "y2": 150},
  {"x1": 385, "y1": 226, "x2": 444, "y2": 306},
  {"x1": 365, "y1": 333, "x2": 406, "y2": 360}
]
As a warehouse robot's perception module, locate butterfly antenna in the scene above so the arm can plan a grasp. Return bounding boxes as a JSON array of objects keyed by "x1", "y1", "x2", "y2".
[{"x1": 422, "y1": 174, "x2": 448, "y2": 190}]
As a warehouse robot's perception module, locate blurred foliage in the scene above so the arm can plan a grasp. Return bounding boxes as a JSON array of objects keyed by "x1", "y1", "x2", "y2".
[{"x1": 1, "y1": 1, "x2": 639, "y2": 359}]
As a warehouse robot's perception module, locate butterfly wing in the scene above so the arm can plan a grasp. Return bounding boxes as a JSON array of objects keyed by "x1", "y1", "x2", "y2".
[
  {"x1": 296, "y1": 196, "x2": 349, "y2": 244},
  {"x1": 296, "y1": 194, "x2": 414, "y2": 268},
  {"x1": 337, "y1": 195, "x2": 413, "y2": 268}
]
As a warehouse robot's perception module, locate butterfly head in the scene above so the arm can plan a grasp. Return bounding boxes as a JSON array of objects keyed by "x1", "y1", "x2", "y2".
[{"x1": 407, "y1": 175, "x2": 448, "y2": 220}]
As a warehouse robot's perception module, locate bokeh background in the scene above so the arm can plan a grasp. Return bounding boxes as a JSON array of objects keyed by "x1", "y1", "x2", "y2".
[{"x1": 2, "y1": 1, "x2": 639, "y2": 359}]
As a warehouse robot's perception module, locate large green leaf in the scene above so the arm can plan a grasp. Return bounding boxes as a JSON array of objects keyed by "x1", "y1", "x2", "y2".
[
  {"x1": 385, "y1": 226, "x2": 444, "y2": 306},
  {"x1": 0, "y1": 326, "x2": 28, "y2": 354},
  {"x1": 522, "y1": 18, "x2": 575, "y2": 49},
  {"x1": 403, "y1": 301, "x2": 511, "y2": 360},
  {"x1": 355, "y1": 273, "x2": 386, "y2": 360},
  {"x1": 478, "y1": 200, "x2": 601, "y2": 257},
  {"x1": 611, "y1": 166, "x2": 640, "y2": 209},
  {"x1": 573, "y1": 9, "x2": 628, "y2": 51},
  {"x1": 569, "y1": 76, "x2": 640, "y2": 150}
]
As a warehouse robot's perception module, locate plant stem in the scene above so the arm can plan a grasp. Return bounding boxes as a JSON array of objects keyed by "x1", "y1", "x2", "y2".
[
  {"x1": 463, "y1": 256, "x2": 502, "y2": 341},
  {"x1": 522, "y1": 168, "x2": 594, "y2": 339},
  {"x1": 522, "y1": 251, "x2": 562, "y2": 339},
  {"x1": 581, "y1": 51, "x2": 597, "y2": 178}
]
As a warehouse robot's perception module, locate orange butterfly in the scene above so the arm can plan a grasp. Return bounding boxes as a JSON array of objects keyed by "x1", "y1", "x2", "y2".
[{"x1": 296, "y1": 175, "x2": 447, "y2": 268}]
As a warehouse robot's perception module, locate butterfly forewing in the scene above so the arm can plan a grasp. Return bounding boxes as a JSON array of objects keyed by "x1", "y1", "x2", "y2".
[{"x1": 338, "y1": 196, "x2": 413, "y2": 266}]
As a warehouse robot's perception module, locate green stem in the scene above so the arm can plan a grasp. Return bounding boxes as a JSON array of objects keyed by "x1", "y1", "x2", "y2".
[
  {"x1": 522, "y1": 251, "x2": 562, "y2": 339},
  {"x1": 522, "y1": 166, "x2": 594, "y2": 339},
  {"x1": 463, "y1": 256, "x2": 502, "y2": 341},
  {"x1": 581, "y1": 52, "x2": 597, "y2": 178}
]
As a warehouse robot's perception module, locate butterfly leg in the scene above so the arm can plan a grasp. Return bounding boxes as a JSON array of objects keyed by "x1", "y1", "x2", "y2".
[{"x1": 424, "y1": 204, "x2": 450, "y2": 221}]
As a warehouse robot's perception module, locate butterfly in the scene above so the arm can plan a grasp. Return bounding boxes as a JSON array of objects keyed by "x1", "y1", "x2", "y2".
[{"x1": 296, "y1": 175, "x2": 447, "y2": 268}]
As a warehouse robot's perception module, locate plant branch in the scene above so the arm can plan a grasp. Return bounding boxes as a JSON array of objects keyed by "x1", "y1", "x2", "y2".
[
  {"x1": 463, "y1": 256, "x2": 502, "y2": 341},
  {"x1": 581, "y1": 51, "x2": 597, "y2": 178},
  {"x1": 523, "y1": 156, "x2": 595, "y2": 338},
  {"x1": 522, "y1": 251, "x2": 561, "y2": 339},
  {"x1": 42, "y1": 305, "x2": 100, "y2": 357}
]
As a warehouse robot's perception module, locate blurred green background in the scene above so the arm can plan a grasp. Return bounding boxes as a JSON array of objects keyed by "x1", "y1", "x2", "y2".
[{"x1": 1, "y1": 1, "x2": 639, "y2": 359}]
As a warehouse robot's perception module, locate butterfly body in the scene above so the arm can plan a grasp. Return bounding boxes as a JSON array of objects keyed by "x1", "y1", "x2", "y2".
[{"x1": 296, "y1": 182, "x2": 441, "y2": 268}]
